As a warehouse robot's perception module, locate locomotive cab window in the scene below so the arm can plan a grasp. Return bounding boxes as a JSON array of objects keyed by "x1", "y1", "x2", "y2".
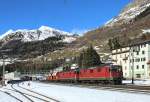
[
  {"x1": 110, "y1": 65, "x2": 122, "y2": 72},
  {"x1": 110, "y1": 68, "x2": 117, "y2": 72}
]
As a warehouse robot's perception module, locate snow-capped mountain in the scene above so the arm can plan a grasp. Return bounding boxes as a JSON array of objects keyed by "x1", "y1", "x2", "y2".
[
  {"x1": 0, "y1": 26, "x2": 79, "y2": 59},
  {"x1": 105, "y1": 0, "x2": 150, "y2": 26},
  {"x1": 0, "y1": 26, "x2": 76, "y2": 43},
  {"x1": 75, "y1": 0, "x2": 150, "y2": 52}
]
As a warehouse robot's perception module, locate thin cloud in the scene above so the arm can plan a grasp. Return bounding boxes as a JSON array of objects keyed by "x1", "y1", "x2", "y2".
[{"x1": 71, "y1": 28, "x2": 89, "y2": 36}]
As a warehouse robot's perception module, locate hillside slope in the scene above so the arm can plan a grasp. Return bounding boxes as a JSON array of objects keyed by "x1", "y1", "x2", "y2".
[{"x1": 74, "y1": 0, "x2": 150, "y2": 52}]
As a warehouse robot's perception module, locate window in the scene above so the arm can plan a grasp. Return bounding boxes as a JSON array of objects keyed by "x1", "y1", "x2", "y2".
[
  {"x1": 142, "y1": 65, "x2": 144, "y2": 69},
  {"x1": 144, "y1": 44, "x2": 146, "y2": 47},
  {"x1": 133, "y1": 59, "x2": 134, "y2": 62},
  {"x1": 130, "y1": 59, "x2": 135, "y2": 62},
  {"x1": 142, "y1": 51, "x2": 145, "y2": 54},
  {"x1": 136, "y1": 52, "x2": 139, "y2": 55},
  {"x1": 136, "y1": 74, "x2": 141, "y2": 78},
  {"x1": 120, "y1": 54, "x2": 122, "y2": 58},
  {"x1": 135, "y1": 58, "x2": 140, "y2": 62},
  {"x1": 143, "y1": 58, "x2": 146, "y2": 61},
  {"x1": 136, "y1": 65, "x2": 139, "y2": 69},
  {"x1": 130, "y1": 59, "x2": 132, "y2": 62}
]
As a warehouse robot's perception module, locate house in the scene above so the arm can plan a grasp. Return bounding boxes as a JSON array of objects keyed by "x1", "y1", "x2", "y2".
[{"x1": 111, "y1": 40, "x2": 150, "y2": 79}]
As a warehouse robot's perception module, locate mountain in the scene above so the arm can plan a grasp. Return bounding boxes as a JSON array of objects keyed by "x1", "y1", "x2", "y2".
[
  {"x1": 74, "y1": 0, "x2": 150, "y2": 52},
  {"x1": 1, "y1": 0, "x2": 150, "y2": 63},
  {"x1": 0, "y1": 26, "x2": 76, "y2": 43},
  {"x1": 2, "y1": 0, "x2": 150, "y2": 72},
  {"x1": 0, "y1": 26, "x2": 77, "y2": 59},
  {"x1": 105, "y1": 0, "x2": 150, "y2": 27}
]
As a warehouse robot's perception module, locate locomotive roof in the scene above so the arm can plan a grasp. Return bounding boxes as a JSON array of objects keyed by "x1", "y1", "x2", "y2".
[{"x1": 59, "y1": 63, "x2": 121, "y2": 72}]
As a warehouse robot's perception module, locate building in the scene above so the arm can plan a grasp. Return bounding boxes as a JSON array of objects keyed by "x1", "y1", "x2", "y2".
[{"x1": 111, "y1": 40, "x2": 150, "y2": 79}]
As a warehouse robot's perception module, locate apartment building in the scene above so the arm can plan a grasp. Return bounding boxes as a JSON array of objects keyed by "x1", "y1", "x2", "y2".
[{"x1": 111, "y1": 40, "x2": 150, "y2": 79}]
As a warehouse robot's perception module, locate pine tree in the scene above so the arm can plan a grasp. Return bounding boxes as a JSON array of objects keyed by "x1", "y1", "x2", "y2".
[{"x1": 78, "y1": 45, "x2": 102, "y2": 68}]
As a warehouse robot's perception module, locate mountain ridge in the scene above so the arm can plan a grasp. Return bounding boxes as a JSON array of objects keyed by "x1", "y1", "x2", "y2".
[
  {"x1": 74, "y1": 0, "x2": 150, "y2": 52},
  {"x1": 0, "y1": 25, "x2": 76, "y2": 43},
  {"x1": 105, "y1": 0, "x2": 150, "y2": 27},
  {"x1": 0, "y1": 26, "x2": 78, "y2": 59}
]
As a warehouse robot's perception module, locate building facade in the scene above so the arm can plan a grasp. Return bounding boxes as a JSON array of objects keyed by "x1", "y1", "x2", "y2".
[{"x1": 111, "y1": 41, "x2": 150, "y2": 79}]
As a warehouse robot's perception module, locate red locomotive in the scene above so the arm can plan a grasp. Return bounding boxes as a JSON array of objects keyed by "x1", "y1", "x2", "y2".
[{"x1": 47, "y1": 64, "x2": 122, "y2": 84}]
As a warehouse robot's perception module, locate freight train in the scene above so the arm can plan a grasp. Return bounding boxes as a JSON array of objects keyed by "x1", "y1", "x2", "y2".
[{"x1": 46, "y1": 64, "x2": 123, "y2": 84}]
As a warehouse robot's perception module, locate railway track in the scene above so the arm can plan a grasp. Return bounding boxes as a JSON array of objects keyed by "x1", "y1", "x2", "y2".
[
  {"x1": 11, "y1": 84, "x2": 35, "y2": 102},
  {"x1": 0, "y1": 89, "x2": 23, "y2": 102},
  {"x1": 3, "y1": 88, "x2": 54, "y2": 102},
  {"x1": 0, "y1": 80, "x2": 61, "y2": 102},
  {"x1": 16, "y1": 83, "x2": 60, "y2": 102}
]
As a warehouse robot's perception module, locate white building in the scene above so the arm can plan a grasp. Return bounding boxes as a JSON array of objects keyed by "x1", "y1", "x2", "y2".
[
  {"x1": 111, "y1": 47, "x2": 130, "y2": 78},
  {"x1": 111, "y1": 40, "x2": 150, "y2": 79}
]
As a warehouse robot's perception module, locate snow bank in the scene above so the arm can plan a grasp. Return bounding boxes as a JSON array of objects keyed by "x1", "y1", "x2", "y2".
[{"x1": 123, "y1": 79, "x2": 150, "y2": 86}]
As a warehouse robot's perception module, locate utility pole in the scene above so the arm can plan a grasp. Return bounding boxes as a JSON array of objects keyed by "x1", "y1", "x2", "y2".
[
  {"x1": 131, "y1": 48, "x2": 134, "y2": 84},
  {"x1": 130, "y1": 46, "x2": 140, "y2": 84},
  {"x1": 129, "y1": 46, "x2": 134, "y2": 84}
]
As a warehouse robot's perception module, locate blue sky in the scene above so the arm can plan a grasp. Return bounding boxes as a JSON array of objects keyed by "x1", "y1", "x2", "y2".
[{"x1": 0, "y1": 0, "x2": 131, "y2": 35}]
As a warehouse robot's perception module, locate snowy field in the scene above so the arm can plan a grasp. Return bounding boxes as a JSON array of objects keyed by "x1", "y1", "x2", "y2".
[{"x1": 0, "y1": 81, "x2": 150, "y2": 102}]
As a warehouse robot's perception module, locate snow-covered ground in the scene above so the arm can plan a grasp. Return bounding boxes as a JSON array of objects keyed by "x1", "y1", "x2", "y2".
[
  {"x1": 123, "y1": 79, "x2": 150, "y2": 86},
  {"x1": 0, "y1": 81, "x2": 150, "y2": 102}
]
